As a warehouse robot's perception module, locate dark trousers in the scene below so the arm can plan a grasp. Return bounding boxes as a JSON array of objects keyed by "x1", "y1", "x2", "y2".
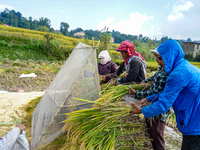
[
  {"x1": 181, "y1": 135, "x2": 200, "y2": 150},
  {"x1": 146, "y1": 118, "x2": 165, "y2": 150}
]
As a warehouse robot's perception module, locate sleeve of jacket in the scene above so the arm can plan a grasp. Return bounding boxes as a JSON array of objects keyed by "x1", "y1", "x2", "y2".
[
  {"x1": 111, "y1": 62, "x2": 118, "y2": 74},
  {"x1": 136, "y1": 89, "x2": 155, "y2": 99},
  {"x1": 105, "y1": 62, "x2": 118, "y2": 82},
  {"x1": 115, "y1": 62, "x2": 124, "y2": 77},
  {"x1": 120, "y1": 59, "x2": 141, "y2": 83},
  {"x1": 146, "y1": 93, "x2": 159, "y2": 102},
  {"x1": 141, "y1": 72, "x2": 188, "y2": 118},
  {"x1": 0, "y1": 127, "x2": 20, "y2": 150},
  {"x1": 137, "y1": 72, "x2": 168, "y2": 98}
]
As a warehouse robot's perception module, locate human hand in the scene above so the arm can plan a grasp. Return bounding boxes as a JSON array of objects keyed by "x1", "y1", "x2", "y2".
[
  {"x1": 102, "y1": 76, "x2": 106, "y2": 82},
  {"x1": 16, "y1": 124, "x2": 26, "y2": 131},
  {"x1": 128, "y1": 86, "x2": 136, "y2": 94},
  {"x1": 117, "y1": 78, "x2": 121, "y2": 85},
  {"x1": 140, "y1": 82, "x2": 146, "y2": 85},
  {"x1": 130, "y1": 103, "x2": 142, "y2": 114},
  {"x1": 137, "y1": 98, "x2": 147, "y2": 106}
]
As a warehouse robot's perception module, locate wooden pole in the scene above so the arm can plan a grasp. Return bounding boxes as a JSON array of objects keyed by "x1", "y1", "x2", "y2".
[{"x1": 92, "y1": 36, "x2": 94, "y2": 48}]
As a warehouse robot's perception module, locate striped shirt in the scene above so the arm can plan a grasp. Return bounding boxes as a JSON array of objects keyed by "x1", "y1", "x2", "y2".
[
  {"x1": 136, "y1": 67, "x2": 168, "y2": 99},
  {"x1": 0, "y1": 127, "x2": 20, "y2": 150}
]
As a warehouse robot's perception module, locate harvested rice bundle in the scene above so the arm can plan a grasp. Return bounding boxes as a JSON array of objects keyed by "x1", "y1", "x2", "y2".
[
  {"x1": 98, "y1": 83, "x2": 149, "y2": 104},
  {"x1": 61, "y1": 100, "x2": 152, "y2": 150}
]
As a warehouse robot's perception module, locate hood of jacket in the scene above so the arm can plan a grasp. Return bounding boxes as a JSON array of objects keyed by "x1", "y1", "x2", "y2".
[{"x1": 157, "y1": 39, "x2": 185, "y2": 73}]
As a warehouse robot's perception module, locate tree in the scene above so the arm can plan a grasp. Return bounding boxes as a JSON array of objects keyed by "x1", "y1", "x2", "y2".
[
  {"x1": 97, "y1": 27, "x2": 112, "y2": 54},
  {"x1": 69, "y1": 27, "x2": 83, "y2": 36},
  {"x1": 60, "y1": 22, "x2": 69, "y2": 36},
  {"x1": 133, "y1": 39, "x2": 141, "y2": 48},
  {"x1": 38, "y1": 17, "x2": 51, "y2": 29},
  {"x1": 44, "y1": 34, "x2": 54, "y2": 55},
  {"x1": 14, "y1": 15, "x2": 18, "y2": 27},
  {"x1": 187, "y1": 38, "x2": 192, "y2": 42},
  {"x1": 53, "y1": 31, "x2": 63, "y2": 35},
  {"x1": 18, "y1": 17, "x2": 30, "y2": 29},
  {"x1": 160, "y1": 36, "x2": 170, "y2": 44},
  {"x1": 29, "y1": 16, "x2": 33, "y2": 29},
  {"x1": 32, "y1": 19, "x2": 38, "y2": 30},
  {"x1": 139, "y1": 34, "x2": 143, "y2": 41},
  {"x1": 8, "y1": 13, "x2": 13, "y2": 26}
]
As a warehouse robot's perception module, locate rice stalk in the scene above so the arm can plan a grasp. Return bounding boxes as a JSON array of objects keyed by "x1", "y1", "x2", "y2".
[
  {"x1": 97, "y1": 84, "x2": 149, "y2": 104},
  {"x1": 61, "y1": 100, "x2": 152, "y2": 150}
]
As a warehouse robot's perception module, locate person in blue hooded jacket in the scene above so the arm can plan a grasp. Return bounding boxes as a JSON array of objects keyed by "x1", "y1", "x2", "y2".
[{"x1": 131, "y1": 39, "x2": 200, "y2": 150}]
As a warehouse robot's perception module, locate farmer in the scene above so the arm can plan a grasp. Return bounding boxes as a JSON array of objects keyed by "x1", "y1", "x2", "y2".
[
  {"x1": 0, "y1": 124, "x2": 26, "y2": 149},
  {"x1": 131, "y1": 39, "x2": 200, "y2": 150},
  {"x1": 128, "y1": 49, "x2": 170, "y2": 150},
  {"x1": 115, "y1": 41, "x2": 147, "y2": 84},
  {"x1": 98, "y1": 50, "x2": 118, "y2": 84}
]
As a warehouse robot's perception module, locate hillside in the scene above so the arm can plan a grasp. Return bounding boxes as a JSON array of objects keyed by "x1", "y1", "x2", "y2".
[
  {"x1": 0, "y1": 25, "x2": 158, "y2": 62},
  {"x1": 1, "y1": 25, "x2": 200, "y2": 92},
  {"x1": 0, "y1": 25, "x2": 88, "y2": 61}
]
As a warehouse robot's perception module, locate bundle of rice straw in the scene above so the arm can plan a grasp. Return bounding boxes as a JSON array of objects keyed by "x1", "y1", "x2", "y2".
[
  {"x1": 61, "y1": 84, "x2": 152, "y2": 150},
  {"x1": 98, "y1": 83, "x2": 150, "y2": 103}
]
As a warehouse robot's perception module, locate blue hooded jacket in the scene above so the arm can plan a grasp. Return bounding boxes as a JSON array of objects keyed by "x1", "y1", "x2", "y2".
[{"x1": 141, "y1": 39, "x2": 200, "y2": 135}]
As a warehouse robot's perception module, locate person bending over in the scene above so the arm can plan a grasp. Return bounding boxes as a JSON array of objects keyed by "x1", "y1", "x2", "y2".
[
  {"x1": 131, "y1": 39, "x2": 200, "y2": 150},
  {"x1": 129, "y1": 49, "x2": 170, "y2": 150}
]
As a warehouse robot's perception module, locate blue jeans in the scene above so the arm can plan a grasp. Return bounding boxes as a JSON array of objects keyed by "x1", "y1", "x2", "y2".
[{"x1": 181, "y1": 135, "x2": 200, "y2": 150}]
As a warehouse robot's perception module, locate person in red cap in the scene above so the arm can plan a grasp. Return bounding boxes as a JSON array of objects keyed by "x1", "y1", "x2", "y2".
[{"x1": 115, "y1": 40, "x2": 147, "y2": 84}]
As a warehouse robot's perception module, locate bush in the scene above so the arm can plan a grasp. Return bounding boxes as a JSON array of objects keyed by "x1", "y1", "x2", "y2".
[
  {"x1": 195, "y1": 54, "x2": 200, "y2": 62},
  {"x1": 184, "y1": 53, "x2": 195, "y2": 61},
  {"x1": 11, "y1": 59, "x2": 21, "y2": 66},
  {"x1": 0, "y1": 40, "x2": 8, "y2": 47},
  {"x1": 4, "y1": 68, "x2": 18, "y2": 73},
  {"x1": 12, "y1": 43, "x2": 23, "y2": 49},
  {"x1": 2, "y1": 58, "x2": 10, "y2": 64},
  {"x1": 146, "y1": 61, "x2": 159, "y2": 71},
  {"x1": 36, "y1": 26, "x2": 49, "y2": 32},
  {"x1": 112, "y1": 59, "x2": 123, "y2": 66}
]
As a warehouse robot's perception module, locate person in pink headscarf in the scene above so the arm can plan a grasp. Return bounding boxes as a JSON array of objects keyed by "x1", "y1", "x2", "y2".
[{"x1": 115, "y1": 41, "x2": 147, "y2": 84}]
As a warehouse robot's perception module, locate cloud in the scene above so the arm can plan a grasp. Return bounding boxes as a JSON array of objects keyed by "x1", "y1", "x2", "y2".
[
  {"x1": 0, "y1": 4, "x2": 14, "y2": 11},
  {"x1": 168, "y1": 1, "x2": 194, "y2": 21},
  {"x1": 96, "y1": 17, "x2": 116, "y2": 31},
  {"x1": 159, "y1": 1, "x2": 200, "y2": 40},
  {"x1": 97, "y1": 12, "x2": 154, "y2": 36}
]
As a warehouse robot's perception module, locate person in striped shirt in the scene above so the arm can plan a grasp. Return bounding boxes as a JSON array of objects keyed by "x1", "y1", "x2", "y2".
[{"x1": 0, "y1": 124, "x2": 26, "y2": 150}]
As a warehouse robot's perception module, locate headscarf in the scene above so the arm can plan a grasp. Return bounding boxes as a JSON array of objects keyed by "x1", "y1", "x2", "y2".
[
  {"x1": 116, "y1": 41, "x2": 145, "y2": 64},
  {"x1": 98, "y1": 50, "x2": 111, "y2": 65}
]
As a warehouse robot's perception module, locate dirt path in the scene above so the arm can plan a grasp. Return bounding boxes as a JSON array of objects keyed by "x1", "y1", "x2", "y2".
[
  {"x1": 165, "y1": 126, "x2": 182, "y2": 149},
  {"x1": 0, "y1": 91, "x2": 44, "y2": 137}
]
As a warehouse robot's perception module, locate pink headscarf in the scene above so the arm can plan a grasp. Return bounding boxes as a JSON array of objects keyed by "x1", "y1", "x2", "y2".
[{"x1": 116, "y1": 41, "x2": 145, "y2": 64}]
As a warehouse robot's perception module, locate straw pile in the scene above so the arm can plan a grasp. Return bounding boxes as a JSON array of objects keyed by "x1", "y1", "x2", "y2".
[{"x1": 61, "y1": 83, "x2": 153, "y2": 150}]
